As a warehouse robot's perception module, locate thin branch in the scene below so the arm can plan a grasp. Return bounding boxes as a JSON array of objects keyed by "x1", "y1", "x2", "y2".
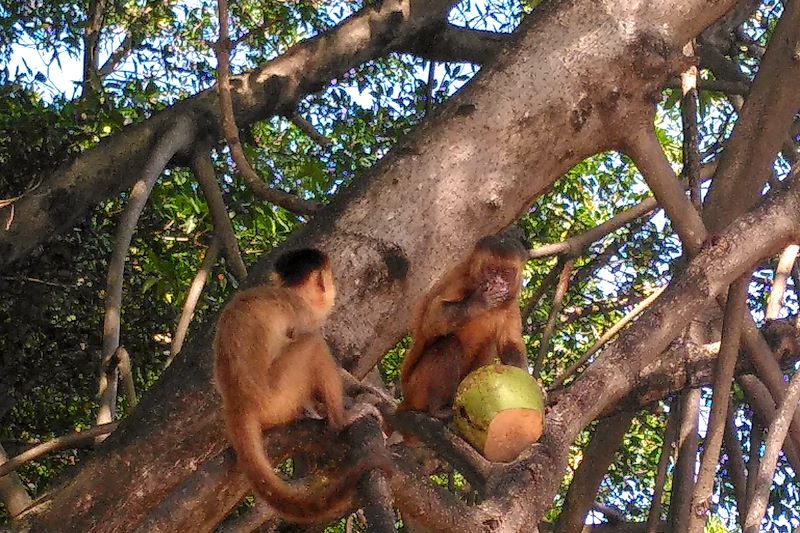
[
  {"x1": 530, "y1": 199, "x2": 657, "y2": 260},
  {"x1": 738, "y1": 374, "x2": 800, "y2": 474},
  {"x1": 553, "y1": 411, "x2": 635, "y2": 533},
  {"x1": 745, "y1": 419, "x2": 763, "y2": 510},
  {"x1": 533, "y1": 259, "x2": 574, "y2": 378},
  {"x1": 522, "y1": 260, "x2": 561, "y2": 328},
  {"x1": 669, "y1": 387, "x2": 701, "y2": 532},
  {"x1": 550, "y1": 286, "x2": 665, "y2": 391},
  {"x1": 81, "y1": 0, "x2": 105, "y2": 97},
  {"x1": 722, "y1": 405, "x2": 750, "y2": 531},
  {"x1": 743, "y1": 369, "x2": 800, "y2": 533},
  {"x1": 97, "y1": 33, "x2": 134, "y2": 77},
  {"x1": 766, "y1": 244, "x2": 799, "y2": 319},
  {"x1": 190, "y1": 147, "x2": 247, "y2": 282},
  {"x1": 646, "y1": 404, "x2": 678, "y2": 533},
  {"x1": 291, "y1": 112, "x2": 333, "y2": 146},
  {"x1": 681, "y1": 41, "x2": 702, "y2": 211},
  {"x1": 0, "y1": 423, "x2": 119, "y2": 478},
  {"x1": 626, "y1": 113, "x2": 800, "y2": 464},
  {"x1": 625, "y1": 120, "x2": 707, "y2": 256},
  {"x1": 96, "y1": 118, "x2": 193, "y2": 430},
  {"x1": 115, "y1": 346, "x2": 138, "y2": 414},
  {"x1": 167, "y1": 239, "x2": 220, "y2": 366},
  {"x1": 211, "y1": 2, "x2": 319, "y2": 216},
  {"x1": 702, "y1": 0, "x2": 800, "y2": 234},
  {"x1": 688, "y1": 275, "x2": 748, "y2": 532},
  {"x1": 424, "y1": 61, "x2": 436, "y2": 118}
]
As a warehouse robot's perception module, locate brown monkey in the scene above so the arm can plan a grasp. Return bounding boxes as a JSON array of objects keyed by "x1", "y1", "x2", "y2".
[
  {"x1": 398, "y1": 234, "x2": 529, "y2": 417},
  {"x1": 213, "y1": 248, "x2": 387, "y2": 525}
]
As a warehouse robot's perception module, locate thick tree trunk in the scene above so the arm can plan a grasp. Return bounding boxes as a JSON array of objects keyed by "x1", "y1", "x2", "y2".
[{"x1": 13, "y1": 0, "x2": 739, "y2": 531}]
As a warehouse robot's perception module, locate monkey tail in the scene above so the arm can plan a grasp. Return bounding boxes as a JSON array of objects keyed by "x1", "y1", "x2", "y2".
[{"x1": 229, "y1": 416, "x2": 389, "y2": 525}]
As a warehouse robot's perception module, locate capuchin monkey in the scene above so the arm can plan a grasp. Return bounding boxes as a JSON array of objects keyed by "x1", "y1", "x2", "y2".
[
  {"x1": 214, "y1": 248, "x2": 390, "y2": 525},
  {"x1": 398, "y1": 234, "x2": 529, "y2": 418}
]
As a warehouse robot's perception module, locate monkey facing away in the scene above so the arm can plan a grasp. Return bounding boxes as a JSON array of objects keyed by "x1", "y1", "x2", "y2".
[
  {"x1": 398, "y1": 234, "x2": 529, "y2": 418},
  {"x1": 213, "y1": 248, "x2": 388, "y2": 525}
]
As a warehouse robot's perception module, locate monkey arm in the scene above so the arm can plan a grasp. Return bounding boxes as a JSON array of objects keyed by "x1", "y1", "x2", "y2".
[
  {"x1": 420, "y1": 293, "x2": 491, "y2": 339},
  {"x1": 496, "y1": 309, "x2": 528, "y2": 369}
]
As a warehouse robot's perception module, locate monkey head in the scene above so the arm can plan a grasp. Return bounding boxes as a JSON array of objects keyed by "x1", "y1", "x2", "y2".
[
  {"x1": 275, "y1": 248, "x2": 337, "y2": 324},
  {"x1": 469, "y1": 234, "x2": 529, "y2": 308}
]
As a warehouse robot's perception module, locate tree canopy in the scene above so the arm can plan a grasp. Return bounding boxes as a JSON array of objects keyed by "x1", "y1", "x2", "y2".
[{"x1": 1, "y1": 0, "x2": 799, "y2": 531}]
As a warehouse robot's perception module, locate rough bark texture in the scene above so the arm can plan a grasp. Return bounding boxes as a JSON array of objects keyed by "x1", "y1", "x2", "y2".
[{"x1": 8, "y1": 0, "x2": 742, "y2": 531}]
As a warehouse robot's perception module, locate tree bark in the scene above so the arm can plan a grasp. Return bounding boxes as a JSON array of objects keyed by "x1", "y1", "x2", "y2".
[{"x1": 11, "y1": 0, "x2": 740, "y2": 531}]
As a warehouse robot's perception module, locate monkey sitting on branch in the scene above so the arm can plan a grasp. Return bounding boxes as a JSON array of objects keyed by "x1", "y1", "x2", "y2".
[
  {"x1": 398, "y1": 233, "x2": 530, "y2": 418},
  {"x1": 213, "y1": 248, "x2": 390, "y2": 525}
]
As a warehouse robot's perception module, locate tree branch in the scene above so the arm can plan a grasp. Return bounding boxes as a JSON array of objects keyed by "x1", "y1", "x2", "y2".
[
  {"x1": 0, "y1": 423, "x2": 119, "y2": 478},
  {"x1": 743, "y1": 369, "x2": 800, "y2": 533},
  {"x1": 0, "y1": 443, "x2": 32, "y2": 518},
  {"x1": 550, "y1": 286, "x2": 665, "y2": 391},
  {"x1": 687, "y1": 276, "x2": 748, "y2": 532},
  {"x1": 167, "y1": 239, "x2": 220, "y2": 366},
  {"x1": 554, "y1": 411, "x2": 635, "y2": 533},
  {"x1": 190, "y1": 147, "x2": 248, "y2": 282},
  {"x1": 396, "y1": 24, "x2": 512, "y2": 64},
  {"x1": 765, "y1": 244, "x2": 799, "y2": 319},
  {"x1": 534, "y1": 259, "x2": 573, "y2": 377},
  {"x1": 291, "y1": 113, "x2": 332, "y2": 147},
  {"x1": 212, "y1": 0, "x2": 319, "y2": 216},
  {"x1": 645, "y1": 405, "x2": 677, "y2": 533},
  {"x1": 702, "y1": 0, "x2": 800, "y2": 233},
  {"x1": 96, "y1": 117, "x2": 194, "y2": 430}
]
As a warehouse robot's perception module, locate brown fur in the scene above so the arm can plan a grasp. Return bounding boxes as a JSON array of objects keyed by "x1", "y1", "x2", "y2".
[
  {"x1": 398, "y1": 235, "x2": 529, "y2": 417},
  {"x1": 213, "y1": 250, "x2": 385, "y2": 525}
]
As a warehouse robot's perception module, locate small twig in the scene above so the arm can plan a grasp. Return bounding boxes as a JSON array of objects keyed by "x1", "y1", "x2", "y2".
[
  {"x1": 167, "y1": 239, "x2": 220, "y2": 366},
  {"x1": 743, "y1": 369, "x2": 800, "y2": 532},
  {"x1": 688, "y1": 276, "x2": 748, "y2": 532},
  {"x1": 0, "y1": 423, "x2": 119, "y2": 478},
  {"x1": 766, "y1": 244, "x2": 800, "y2": 319},
  {"x1": 291, "y1": 112, "x2": 333, "y2": 147},
  {"x1": 212, "y1": 1, "x2": 319, "y2": 216},
  {"x1": 0, "y1": 275, "x2": 75, "y2": 289},
  {"x1": 550, "y1": 286, "x2": 665, "y2": 391},
  {"x1": 533, "y1": 259, "x2": 574, "y2": 378}
]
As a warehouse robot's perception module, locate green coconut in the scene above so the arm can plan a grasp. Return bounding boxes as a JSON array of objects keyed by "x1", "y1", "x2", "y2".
[{"x1": 452, "y1": 364, "x2": 545, "y2": 462}]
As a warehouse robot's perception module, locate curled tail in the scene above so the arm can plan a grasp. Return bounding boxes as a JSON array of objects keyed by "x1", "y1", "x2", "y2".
[{"x1": 229, "y1": 415, "x2": 388, "y2": 525}]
